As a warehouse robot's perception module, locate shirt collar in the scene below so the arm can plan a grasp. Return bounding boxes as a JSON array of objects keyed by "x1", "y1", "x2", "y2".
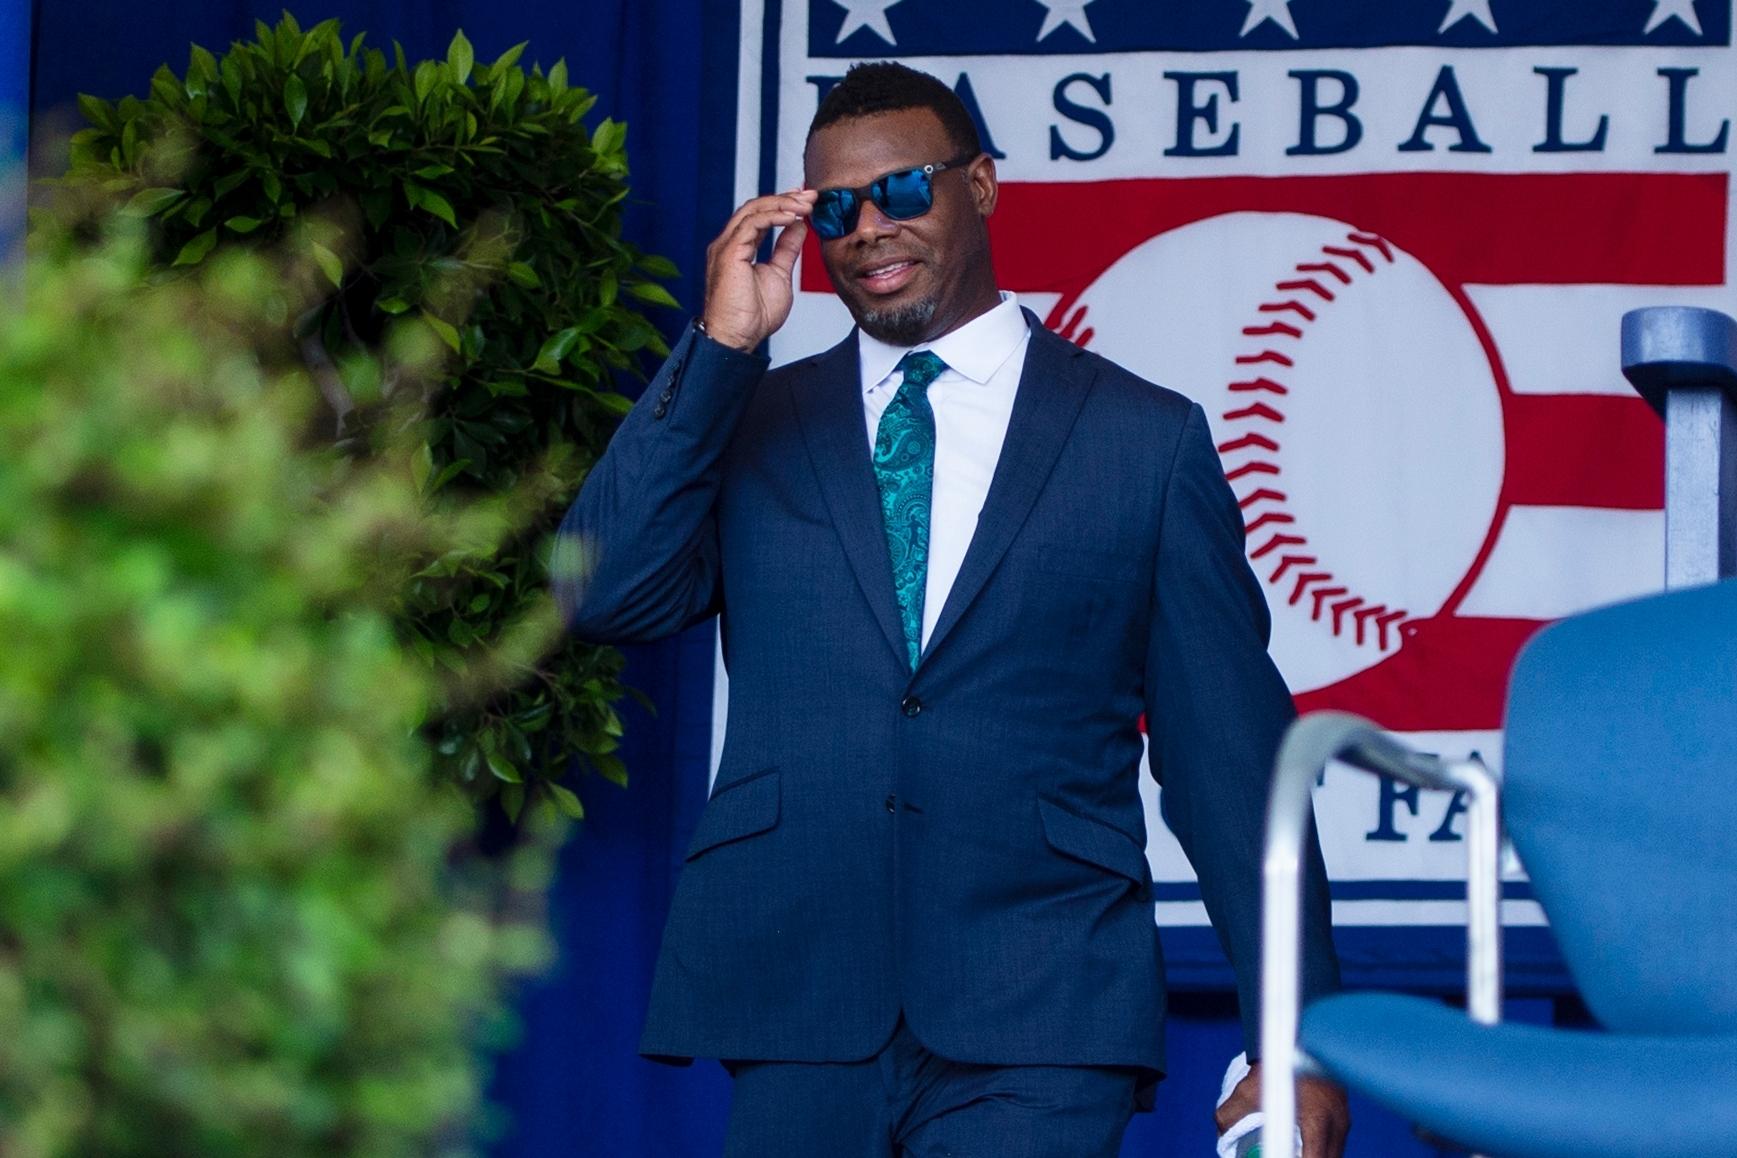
[{"x1": 858, "y1": 291, "x2": 1026, "y2": 393}]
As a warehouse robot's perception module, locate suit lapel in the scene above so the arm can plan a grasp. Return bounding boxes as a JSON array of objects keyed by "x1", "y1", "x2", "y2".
[
  {"x1": 790, "y1": 331, "x2": 910, "y2": 667},
  {"x1": 921, "y1": 316, "x2": 1097, "y2": 668}
]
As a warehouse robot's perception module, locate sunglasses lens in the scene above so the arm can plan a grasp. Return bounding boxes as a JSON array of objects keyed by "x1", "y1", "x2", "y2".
[
  {"x1": 874, "y1": 168, "x2": 934, "y2": 220},
  {"x1": 812, "y1": 189, "x2": 856, "y2": 240},
  {"x1": 811, "y1": 166, "x2": 943, "y2": 240}
]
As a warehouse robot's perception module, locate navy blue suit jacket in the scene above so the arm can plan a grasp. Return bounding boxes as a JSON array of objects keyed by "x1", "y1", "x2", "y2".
[{"x1": 555, "y1": 312, "x2": 1338, "y2": 1075}]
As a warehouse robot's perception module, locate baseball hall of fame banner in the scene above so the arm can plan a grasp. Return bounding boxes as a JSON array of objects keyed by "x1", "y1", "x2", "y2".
[{"x1": 714, "y1": 0, "x2": 1735, "y2": 989}]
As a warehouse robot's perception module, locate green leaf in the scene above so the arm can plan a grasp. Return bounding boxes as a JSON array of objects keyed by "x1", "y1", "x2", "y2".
[
  {"x1": 361, "y1": 188, "x2": 392, "y2": 229},
  {"x1": 284, "y1": 73, "x2": 308, "y2": 128},
  {"x1": 547, "y1": 781, "x2": 585, "y2": 819},
  {"x1": 418, "y1": 189, "x2": 457, "y2": 227},
  {"x1": 626, "y1": 281, "x2": 680, "y2": 310},
  {"x1": 411, "y1": 444, "x2": 433, "y2": 491},
  {"x1": 549, "y1": 59, "x2": 568, "y2": 93},
  {"x1": 310, "y1": 241, "x2": 344, "y2": 288},
  {"x1": 375, "y1": 296, "x2": 411, "y2": 315},
  {"x1": 490, "y1": 42, "x2": 527, "y2": 77},
  {"x1": 502, "y1": 783, "x2": 526, "y2": 822},
  {"x1": 533, "y1": 328, "x2": 580, "y2": 373},
  {"x1": 447, "y1": 30, "x2": 474, "y2": 85},
  {"x1": 76, "y1": 93, "x2": 112, "y2": 129},
  {"x1": 422, "y1": 311, "x2": 462, "y2": 354},
  {"x1": 506, "y1": 261, "x2": 541, "y2": 288},
  {"x1": 120, "y1": 187, "x2": 183, "y2": 217},
  {"x1": 224, "y1": 215, "x2": 263, "y2": 234},
  {"x1": 594, "y1": 392, "x2": 634, "y2": 416},
  {"x1": 212, "y1": 170, "x2": 250, "y2": 199},
  {"x1": 593, "y1": 753, "x2": 628, "y2": 787},
  {"x1": 428, "y1": 459, "x2": 471, "y2": 492},
  {"x1": 404, "y1": 181, "x2": 457, "y2": 227},
  {"x1": 413, "y1": 60, "x2": 437, "y2": 103},
  {"x1": 485, "y1": 753, "x2": 522, "y2": 784},
  {"x1": 188, "y1": 43, "x2": 219, "y2": 82},
  {"x1": 172, "y1": 229, "x2": 219, "y2": 267}
]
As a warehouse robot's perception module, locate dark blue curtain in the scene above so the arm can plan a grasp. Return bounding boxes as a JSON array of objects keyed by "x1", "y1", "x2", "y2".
[{"x1": 30, "y1": 5, "x2": 1484, "y2": 1154}]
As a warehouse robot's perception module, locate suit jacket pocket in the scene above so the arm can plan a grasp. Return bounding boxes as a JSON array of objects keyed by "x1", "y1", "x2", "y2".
[
  {"x1": 685, "y1": 766, "x2": 780, "y2": 860},
  {"x1": 1037, "y1": 798, "x2": 1150, "y2": 891}
]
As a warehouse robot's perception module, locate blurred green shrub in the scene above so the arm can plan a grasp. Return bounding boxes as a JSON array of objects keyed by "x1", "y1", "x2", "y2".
[
  {"x1": 61, "y1": 12, "x2": 680, "y2": 819},
  {"x1": 0, "y1": 225, "x2": 551, "y2": 1155}
]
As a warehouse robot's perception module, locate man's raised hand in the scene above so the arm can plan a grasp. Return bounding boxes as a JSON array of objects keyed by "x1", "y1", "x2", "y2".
[{"x1": 700, "y1": 189, "x2": 817, "y2": 352}]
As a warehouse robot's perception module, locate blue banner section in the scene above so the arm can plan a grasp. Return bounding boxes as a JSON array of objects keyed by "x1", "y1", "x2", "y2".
[
  {"x1": 809, "y1": 0, "x2": 1731, "y2": 55},
  {"x1": 1152, "y1": 880, "x2": 1541, "y2": 902},
  {"x1": 1162, "y1": 927, "x2": 1569, "y2": 994}
]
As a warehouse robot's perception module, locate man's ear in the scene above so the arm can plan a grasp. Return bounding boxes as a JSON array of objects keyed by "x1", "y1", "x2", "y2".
[{"x1": 971, "y1": 153, "x2": 998, "y2": 218}]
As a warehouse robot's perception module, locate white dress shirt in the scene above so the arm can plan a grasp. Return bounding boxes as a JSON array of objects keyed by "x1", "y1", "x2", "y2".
[{"x1": 858, "y1": 291, "x2": 1031, "y2": 652}]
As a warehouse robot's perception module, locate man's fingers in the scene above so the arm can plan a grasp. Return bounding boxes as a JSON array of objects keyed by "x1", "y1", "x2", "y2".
[
  {"x1": 716, "y1": 194, "x2": 812, "y2": 240},
  {"x1": 1297, "y1": 1082, "x2": 1350, "y2": 1158},
  {"x1": 1300, "y1": 1116, "x2": 1346, "y2": 1158},
  {"x1": 714, "y1": 207, "x2": 808, "y2": 262},
  {"x1": 765, "y1": 218, "x2": 807, "y2": 278}
]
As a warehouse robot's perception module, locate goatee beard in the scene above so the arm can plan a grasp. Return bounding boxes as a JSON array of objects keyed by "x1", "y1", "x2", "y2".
[{"x1": 857, "y1": 296, "x2": 937, "y2": 346}]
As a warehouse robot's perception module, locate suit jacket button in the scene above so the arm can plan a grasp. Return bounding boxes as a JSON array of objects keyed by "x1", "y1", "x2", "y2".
[
  {"x1": 900, "y1": 696, "x2": 922, "y2": 718},
  {"x1": 884, "y1": 793, "x2": 897, "y2": 812},
  {"x1": 652, "y1": 403, "x2": 667, "y2": 419}
]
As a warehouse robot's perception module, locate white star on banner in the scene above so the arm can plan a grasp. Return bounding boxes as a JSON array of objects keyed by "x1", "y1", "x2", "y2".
[
  {"x1": 1028, "y1": 0, "x2": 1097, "y2": 42},
  {"x1": 1644, "y1": 0, "x2": 1703, "y2": 34},
  {"x1": 1438, "y1": 0, "x2": 1498, "y2": 34},
  {"x1": 1035, "y1": 0, "x2": 1097, "y2": 42},
  {"x1": 1240, "y1": 0, "x2": 1299, "y2": 39},
  {"x1": 833, "y1": 0, "x2": 903, "y2": 44}
]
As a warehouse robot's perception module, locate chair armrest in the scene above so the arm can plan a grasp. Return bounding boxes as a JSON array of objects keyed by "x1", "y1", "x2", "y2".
[{"x1": 1260, "y1": 711, "x2": 1504, "y2": 1158}]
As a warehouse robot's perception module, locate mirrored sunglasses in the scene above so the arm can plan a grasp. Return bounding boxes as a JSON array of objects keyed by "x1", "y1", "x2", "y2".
[{"x1": 809, "y1": 156, "x2": 976, "y2": 241}]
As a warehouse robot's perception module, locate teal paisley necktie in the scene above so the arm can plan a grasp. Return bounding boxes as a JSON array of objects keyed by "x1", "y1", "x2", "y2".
[{"x1": 874, "y1": 350, "x2": 946, "y2": 670}]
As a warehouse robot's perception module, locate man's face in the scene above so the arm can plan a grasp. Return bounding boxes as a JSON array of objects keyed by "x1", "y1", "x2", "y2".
[{"x1": 803, "y1": 107, "x2": 1000, "y2": 345}]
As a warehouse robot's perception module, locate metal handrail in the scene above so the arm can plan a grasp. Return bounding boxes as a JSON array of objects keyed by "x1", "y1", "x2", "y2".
[
  {"x1": 1260, "y1": 711, "x2": 1504, "y2": 1158},
  {"x1": 1620, "y1": 305, "x2": 1737, "y2": 588}
]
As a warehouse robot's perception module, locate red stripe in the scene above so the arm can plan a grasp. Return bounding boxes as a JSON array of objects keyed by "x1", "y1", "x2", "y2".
[
  {"x1": 1294, "y1": 616, "x2": 1547, "y2": 731},
  {"x1": 799, "y1": 172, "x2": 1726, "y2": 294},
  {"x1": 1500, "y1": 394, "x2": 1664, "y2": 510}
]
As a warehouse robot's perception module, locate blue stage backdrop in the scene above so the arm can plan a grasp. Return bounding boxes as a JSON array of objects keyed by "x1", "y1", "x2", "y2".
[
  {"x1": 31, "y1": 2, "x2": 1689, "y2": 1154},
  {"x1": 2, "y1": 0, "x2": 26, "y2": 255}
]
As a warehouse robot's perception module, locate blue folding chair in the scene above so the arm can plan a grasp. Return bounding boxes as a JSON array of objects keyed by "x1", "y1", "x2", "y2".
[{"x1": 1261, "y1": 578, "x2": 1737, "y2": 1158}]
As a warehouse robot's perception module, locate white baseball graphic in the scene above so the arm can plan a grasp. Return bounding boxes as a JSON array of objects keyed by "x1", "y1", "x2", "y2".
[{"x1": 1069, "y1": 212, "x2": 1506, "y2": 693}]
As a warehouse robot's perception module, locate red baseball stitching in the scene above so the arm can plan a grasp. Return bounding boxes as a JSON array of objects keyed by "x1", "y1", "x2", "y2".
[
  {"x1": 1218, "y1": 229, "x2": 1410, "y2": 650},
  {"x1": 1046, "y1": 226, "x2": 1412, "y2": 650}
]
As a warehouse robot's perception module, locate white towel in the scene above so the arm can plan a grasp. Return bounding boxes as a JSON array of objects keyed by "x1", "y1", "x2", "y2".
[{"x1": 1215, "y1": 1052, "x2": 1306, "y2": 1158}]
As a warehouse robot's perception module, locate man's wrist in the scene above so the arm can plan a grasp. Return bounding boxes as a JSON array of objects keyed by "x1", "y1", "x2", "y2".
[{"x1": 695, "y1": 314, "x2": 759, "y2": 353}]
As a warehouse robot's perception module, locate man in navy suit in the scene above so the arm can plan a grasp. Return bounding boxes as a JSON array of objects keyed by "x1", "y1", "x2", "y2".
[{"x1": 557, "y1": 62, "x2": 1346, "y2": 1157}]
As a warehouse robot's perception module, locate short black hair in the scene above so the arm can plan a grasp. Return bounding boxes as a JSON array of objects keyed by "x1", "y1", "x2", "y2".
[{"x1": 808, "y1": 62, "x2": 982, "y2": 158}]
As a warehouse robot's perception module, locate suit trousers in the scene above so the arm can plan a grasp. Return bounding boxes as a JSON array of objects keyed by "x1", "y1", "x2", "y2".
[{"x1": 721, "y1": 1018, "x2": 1141, "y2": 1158}]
